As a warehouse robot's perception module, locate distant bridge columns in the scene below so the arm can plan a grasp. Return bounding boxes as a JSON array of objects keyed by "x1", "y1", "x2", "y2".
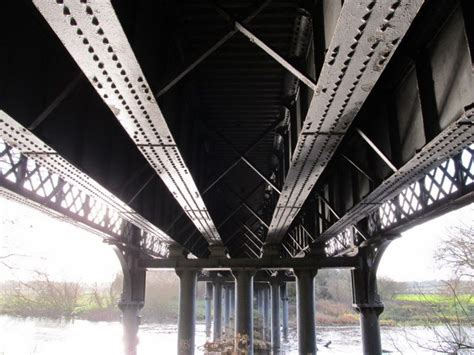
[
  {"x1": 205, "y1": 282, "x2": 213, "y2": 338},
  {"x1": 280, "y1": 282, "x2": 289, "y2": 342},
  {"x1": 232, "y1": 269, "x2": 256, "y2": 354},
  {"x1": 263, "y1": 284, "x2": 271, "y2": 341},
  {"x1": 176, "y1": 268, "x2": 198, "y2": 355},
  {"x1": 352, "y1": 241, "x2": 392, "y2": 355},
  {"x1": 213, "y1": 277, "x2": 223, "y2": 341},
  {"x1": 294, "y1": 269, "x2": 318, "y2": 355},
  {"x1": 270, "y1": 277, "x2": 281, "y2": 352},
  {"x1": 223, "y1": 283, "x2": 232, "y2": 334}
]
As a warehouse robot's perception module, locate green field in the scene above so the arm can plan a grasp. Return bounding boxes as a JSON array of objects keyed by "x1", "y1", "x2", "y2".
[{"x1": 394, "y1": 293, "x2": 474, "y2": 304}]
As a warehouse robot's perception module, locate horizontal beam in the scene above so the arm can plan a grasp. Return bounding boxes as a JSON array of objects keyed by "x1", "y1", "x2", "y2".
[
  {"x1": 140, "y1": 255, "x2": 360, "y2": 270},
  {"x1": 197, "y1": 275, "x2": 296, "y2": 283}
]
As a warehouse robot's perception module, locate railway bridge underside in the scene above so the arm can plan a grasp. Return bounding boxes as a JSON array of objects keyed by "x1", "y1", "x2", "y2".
[{"x1": 0, "y1": 0, "x2": 473, "y2": 354}]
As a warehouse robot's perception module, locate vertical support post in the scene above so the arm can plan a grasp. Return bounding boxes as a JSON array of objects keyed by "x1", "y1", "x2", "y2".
[
  {"x1": 294, "y1": 269, "x2": 317, "y2": 355},
  {"x1": 270, "y1": 278, "x2": 281, "y2": 351},
  {"x1": 352, "y1": 241, "x2": 392, "y2": 355},
  {"x1": 258, "y1": 287, "x2": 265, "y2": 339},
  {"x1": 230, "y1": 284, "x2": 235, "y2": 331},
  {"x1": 176, "y1": 269, "x2": 198, "y2": 355},
  {"x1": 280, "y1": 282, "x2": 289, "y2": 342},
  {"x1": 263, "y1": 284, "x2": 271, "y2": 342},
  {"x1": 205, "y1": 282, "x2": 213, "y2": 338},
  {"x1": 224, "y1": 284, "x2": 231, "y2": 334},
  {"x1": 232, "y1": 269, "x2": 256, "y2": 354},
  {"x1": 213, "y1": 278, "x2": 223, "y2": 341},
  {"x1": 114, "y1": 225, "x2": 146, "y2": 355}
]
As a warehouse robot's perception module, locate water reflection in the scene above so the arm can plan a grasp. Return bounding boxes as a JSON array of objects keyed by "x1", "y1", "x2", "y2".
[{"x1": 1, "y1": 316, "x2": 472, "y2": 354}]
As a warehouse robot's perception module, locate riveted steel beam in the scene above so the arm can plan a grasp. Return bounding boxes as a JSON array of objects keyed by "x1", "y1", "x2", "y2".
[
  {"x1": 265, "y1": 0, "x2": 425, "y2": 248},
  {"x1": 322, "y1": 107, "x2": 474, "y2": 256},
  {"x1": 33, "y1": 0, "x2": 222, "y2": 245},
  {"x1": 0, "y1": 111, "x2": 173, "y2": 258}
]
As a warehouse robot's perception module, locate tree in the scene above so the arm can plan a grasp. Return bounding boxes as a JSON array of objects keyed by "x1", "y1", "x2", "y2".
[
  {"x1": 410, "y1": 217, "x2": 474, "y2": 353},
  {"x1": 435, "y1": 224, "x2": 473, "y2": 279}
]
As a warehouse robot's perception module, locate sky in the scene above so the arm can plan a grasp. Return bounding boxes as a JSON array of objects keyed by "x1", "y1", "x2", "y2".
[{"x1": 0, "y1": 195, "x2": 472, "y2": 283}]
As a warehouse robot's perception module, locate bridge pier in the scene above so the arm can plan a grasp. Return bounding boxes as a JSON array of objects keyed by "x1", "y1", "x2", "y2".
[
  {"x1": 280, "y1": 282, "x2": 289, "y2": 342},
  {"x1": 294, "y1": 269, "x2": 317, "y2": 355},
  {"x1": 205, "y1": 282, "x2": 213, "y2": 338},
  {"x1": 223, "y1": 283, "x2": 231, "y2": 334},
  {"x1": 263, "y1": 284, "x2": 270, "y2": 342},
  {"x1": 176, "y1": 269, "x2": 198, "y2": 355},
  {"x1": 213, "y1": 277, "x2": 223, "y2": 341},
  {"x1": 114, "y1": 226, "x2": 146, "y2": 355},
  {"x1": 270, "y1": 278, "x2": 281, "y2": 352},
  {"x1": 232, "y1": 269, "x2": 256, "y2": 354},
  {"x1": 352, "y1": 241, "x2": 392, "y2": 355}
]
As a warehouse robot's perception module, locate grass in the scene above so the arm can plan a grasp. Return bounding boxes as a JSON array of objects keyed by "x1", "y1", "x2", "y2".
[{"x1": 394, "y1": 294, "x2": 474, "y2": 304}]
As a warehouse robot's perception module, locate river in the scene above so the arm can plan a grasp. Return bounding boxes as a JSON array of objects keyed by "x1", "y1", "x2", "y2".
[{"x1": 0, "y1": 315, "x2": 472, "y2": 354}]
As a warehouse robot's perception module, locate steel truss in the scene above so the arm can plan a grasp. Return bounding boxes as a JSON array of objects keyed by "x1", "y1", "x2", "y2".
[{"x1": 0, "y1": 111, "x2": 171, "y2": 258}]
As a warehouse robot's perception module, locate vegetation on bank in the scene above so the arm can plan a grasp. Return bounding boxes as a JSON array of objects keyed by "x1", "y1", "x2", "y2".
[{"x1": 0, "y1": 270, "x2": 472, "y2": 327}]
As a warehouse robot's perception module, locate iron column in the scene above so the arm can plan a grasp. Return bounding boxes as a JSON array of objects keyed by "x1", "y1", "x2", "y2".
[
  {"x1": 118, "y1": 301, "x2": 143, "y2": 355},
  {"x1": 263, "y1": 284, "x2": 270, "y2": 342},
  {"x1": 351, "y1": 242, "x2": 392, "y2": 355},
  {"x1": 223, "y1": 284, "x2": 231, "y2": 334},
  {"x1": 232, "y1": 269, "x2": 256, "y2": 354},
  {"x1": 270, "y1": 278, "x2": 281, "y2": 351},
  {"x1": 205, "y1": 282, "x2": 213, "y2": 338},
  {"x1": 213, "y1": 279, "x2": 223, "y2": 341},
  {"x1": 280, "y1": 282, "x2": 289, "y2": 342},
  {"x1": 356, "y1": 305, "x2": 384, "y2": 355},
  {"x1": 176, "y1": 269, "x2": 198, "y2": 355},
  {"x1": 294, "y1": 269, "x2": 317, "y2": 355}
]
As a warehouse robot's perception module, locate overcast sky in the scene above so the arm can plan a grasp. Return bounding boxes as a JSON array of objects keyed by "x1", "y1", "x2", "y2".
[{"x1": 0, "y1": 196, "x2": 472, "y2": 283}]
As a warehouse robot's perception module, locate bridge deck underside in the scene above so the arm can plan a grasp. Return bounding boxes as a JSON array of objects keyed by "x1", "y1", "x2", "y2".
[{"x1": 0, "y1": 0, "x2": 472, "y2": 260}]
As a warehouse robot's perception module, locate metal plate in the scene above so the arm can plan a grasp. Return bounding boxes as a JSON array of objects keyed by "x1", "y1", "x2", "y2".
[
  {"x1": 266, "y1": 0, "x2": 424, "y2": 244},
  {"x1": 33, "y1": 0, "x2": 221, "y2": 244}
]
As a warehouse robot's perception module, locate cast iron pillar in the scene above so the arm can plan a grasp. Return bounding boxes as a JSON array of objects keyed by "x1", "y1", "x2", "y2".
[
  {"x1": 205, "y1": 282, "x2": 213, "y2": 338},
  {"x1": 254, "y1": 284, "x2": 265, "y2": 340},
  {"x1": 176, "y1": 268, "x2": 198, "y2": 355},
  {"x1": 294, "y1": 269, "x2": 317, "y2": 355},
  {"x1": 213, "y1": 277, "x2": 223, "y2": 341},
  {"x1": 270, "y1": 278, "x2": 281, "y2": 351},
  {"x1": 232, "y1": 269, "x2": 256, "y2": 354},
  {"x1": 230, "y1": 285, "x2": 235, "y2": 332},
  {"x1": 223, "y1": 284, "x2": 231, "y2": 334},
  {"x1": 280, "y1": 282, "x2": 289, "y2": 342},
  {"x1": 115, "y1": 225, "x2": 146, "y2": 355},
  {"x1": 263, "y1": 284, "x2": 270, "y2": 342},
  {"x1": 352, "y1": 241, "x2": 391, "y2": 355}
]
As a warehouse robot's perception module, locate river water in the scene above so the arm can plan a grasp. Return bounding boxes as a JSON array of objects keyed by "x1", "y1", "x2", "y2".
[{"x1": 0, "y1": 315, "x2": 472, "y2": 354}]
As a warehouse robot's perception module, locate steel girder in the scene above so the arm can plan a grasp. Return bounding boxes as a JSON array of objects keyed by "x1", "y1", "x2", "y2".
[
  {"x1": 0, "y1": 111, "x2": 172, "y2": 258},
  {"x1": 33, "y1": 0, "x2": 222, "y2": 245},
  {"x1": 265, "y1": 0, "x2": 425, "y2": 246},
  {"x1": 323, "y1": 109, "x2": 474, "y2": 256}
]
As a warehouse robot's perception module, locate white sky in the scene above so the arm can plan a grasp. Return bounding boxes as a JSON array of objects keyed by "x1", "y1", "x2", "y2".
[{"x1": 0, "y1": 195, "x2": 472, "y2": 283}]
